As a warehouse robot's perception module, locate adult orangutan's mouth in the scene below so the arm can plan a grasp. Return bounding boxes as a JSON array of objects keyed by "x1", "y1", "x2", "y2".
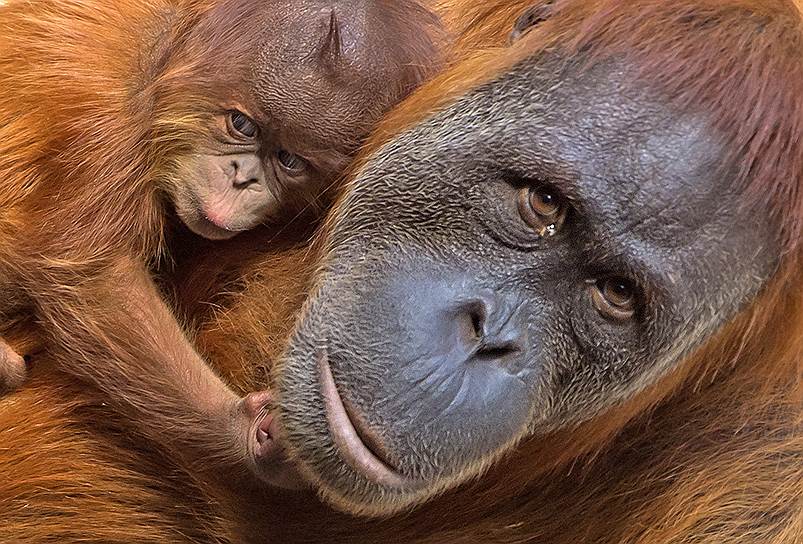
[{"x1": 318, "y1": 352, "x2": 412, "y2": 488}]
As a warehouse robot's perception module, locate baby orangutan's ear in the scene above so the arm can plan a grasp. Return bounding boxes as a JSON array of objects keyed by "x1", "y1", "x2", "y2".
[{"x1": 509, "y1": 2, "x2": 555, "y2": 44}]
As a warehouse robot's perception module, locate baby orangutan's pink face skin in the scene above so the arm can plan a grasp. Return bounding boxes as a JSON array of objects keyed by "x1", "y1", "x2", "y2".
[
  {"x1": 166, "y1": 0, "x2": 444, "y2": 490},
  {"x1": 173, "y1": 109, "x2": 318, "y2": 241}
]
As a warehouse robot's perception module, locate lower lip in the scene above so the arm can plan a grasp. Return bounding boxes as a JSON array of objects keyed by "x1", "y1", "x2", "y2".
[
  {"x1": 201, "y1": 208, "x2": 235, "y2": 232},
  {"x1": 318, "y1": 352, "x2": 413, "y2": 489}
]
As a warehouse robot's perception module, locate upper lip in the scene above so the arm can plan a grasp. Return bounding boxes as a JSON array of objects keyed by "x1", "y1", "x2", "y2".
[{"x1": 318, "y1": 352, "x2": 411, "y2": 488}]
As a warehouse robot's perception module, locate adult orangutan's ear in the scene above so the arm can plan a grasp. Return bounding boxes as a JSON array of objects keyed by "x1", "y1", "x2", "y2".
[{"x1": 509, "y1": 2, "x2": 554, "y2": 45}]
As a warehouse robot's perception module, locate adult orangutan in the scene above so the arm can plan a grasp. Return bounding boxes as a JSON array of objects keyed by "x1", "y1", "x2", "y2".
[
  {"x1": 0, "y1": 0, "x2": 442, "y2": 484},
  {"x1": 1, "y1": 1, "x2": 801, "y2": 543}
]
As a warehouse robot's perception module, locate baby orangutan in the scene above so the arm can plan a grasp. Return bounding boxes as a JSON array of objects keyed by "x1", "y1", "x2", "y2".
[{"x1": 0, "y1": 0, "x2": 441, "y2": 481}]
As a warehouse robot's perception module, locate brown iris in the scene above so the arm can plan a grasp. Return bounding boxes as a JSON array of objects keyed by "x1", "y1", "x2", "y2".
[
  {"x1": 517, "y1": 185, "x2": 567, "y2": 237},
  {"x1": 590, "y1": 278, "x2": 637, "y2": 321}
]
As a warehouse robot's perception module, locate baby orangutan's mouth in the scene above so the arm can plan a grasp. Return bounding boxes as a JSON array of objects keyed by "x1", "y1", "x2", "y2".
[
  {"x1": 200, "y1": 204, "x2": 251, "y2": 234},
  {"x1": 178, "y1": 204, "x2": 242, "y2": 241},
  {"x1": 195, "y1": 201, "x2": 253, "y2": 239}
]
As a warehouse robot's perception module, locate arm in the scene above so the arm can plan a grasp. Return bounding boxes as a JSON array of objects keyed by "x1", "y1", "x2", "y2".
[{"x1": 30, "y1": 256, "x2": 259, "y2": 473}]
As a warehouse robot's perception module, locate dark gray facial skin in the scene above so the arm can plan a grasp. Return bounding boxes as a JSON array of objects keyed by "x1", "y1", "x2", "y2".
[{"x1": 269, "y1": 52, "x2": 780, "y2": 515}]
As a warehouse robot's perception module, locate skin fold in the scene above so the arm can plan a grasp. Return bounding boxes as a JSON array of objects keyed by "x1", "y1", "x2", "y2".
[
  {"x1": 0, "y1": 0, "x2": 442, "y2": 486},
  {"x1": 0, "y1": 1, "x2": 801, "y2": 543}
]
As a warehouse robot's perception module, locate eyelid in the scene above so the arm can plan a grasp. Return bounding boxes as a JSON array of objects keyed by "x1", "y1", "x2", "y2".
[
  {"x1": 229, "y1": 111, "x2": 258, "y2": 135},
  {"x1": 581, "y1": 256, "x2": 665, "y2": 321},
  {"x1": 220, "y1": 102, "x2": 256, "y2": 116},
  {"x1": 219, "y1": 112, "x2": 259, "y2": 146},
  {"x1": 282, "y1": 146, "x2": 335, "y2": 173},
  {"x1": 502, "y1": 169, "x2": 583, "y2": 208},
  {"x1": 501, "y1": 172, "x2": 656, "y2": 294},
  {"x1": 275, "y1": 149, "x2": 309, "y2": 174}
]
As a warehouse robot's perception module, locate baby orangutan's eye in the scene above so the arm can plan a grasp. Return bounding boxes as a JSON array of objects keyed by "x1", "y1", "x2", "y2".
[
  {"x1": 275, "y1": 149, "x2": 309, "y2": 176},
  {"x1": 227, "y1": 111, "x2": 259, "y2": 139}
]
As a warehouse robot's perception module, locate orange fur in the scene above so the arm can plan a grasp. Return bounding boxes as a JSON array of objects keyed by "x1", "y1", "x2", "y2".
[
  {"x1": 1, "y1": 1, "x2": 801, "y2": 543},
  {"x1": 0, "y1": 0, "x2": 272, "y2": 476},
  {"x1": 0, "y1": 0, "x2": 444, "y2": 489}
]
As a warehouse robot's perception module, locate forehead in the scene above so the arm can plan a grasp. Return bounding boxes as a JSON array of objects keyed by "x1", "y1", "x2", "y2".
[
  {"x1": 434, "y1": 54, "x2": 773, "y2": 255},
  {"x1": 249, "y1": 66, "x2": 372, "y2": 152},
  {"x1": 351, "y1": 52, "x2": 779, "y2": 312},
  {"x1": 537, "y1": 61, "x2": 732, "y2": 251},
  {"x1": 243, "y1": 4, "x2": 383, "y2": 151}
]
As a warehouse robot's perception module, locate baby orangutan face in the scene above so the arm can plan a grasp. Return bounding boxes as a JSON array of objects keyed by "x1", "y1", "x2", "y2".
[
  {"x1": 173, "y1": 108, "x2": 316, "y2": 241},
  {"x1": 166, "y1": 0, "x2": 440, "y2": 242}
]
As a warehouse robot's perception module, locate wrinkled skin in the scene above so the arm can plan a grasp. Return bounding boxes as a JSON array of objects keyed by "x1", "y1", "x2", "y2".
[
  {"x1": 171, "y1": 1, "x2": 434, "y2": 240},
  {"x1": 0, "y1": 0, "x2": 443, "y2": 479},
  {"x1": 269, "y1": 52, "x2": 779, "y2": 514}
]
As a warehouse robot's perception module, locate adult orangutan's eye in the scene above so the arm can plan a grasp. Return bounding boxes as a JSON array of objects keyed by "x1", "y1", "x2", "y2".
[
  {"x1": 516, "y1": 185, "x2": 568, "y2": 237},
  {"x1": 590, "y1": 277, "x2": 638, "y2": 321}
]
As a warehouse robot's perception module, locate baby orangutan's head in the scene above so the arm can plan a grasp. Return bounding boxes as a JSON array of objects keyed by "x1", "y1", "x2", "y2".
[{"x1": 158, "y1": 0, "x2": 443, "y2": 240}]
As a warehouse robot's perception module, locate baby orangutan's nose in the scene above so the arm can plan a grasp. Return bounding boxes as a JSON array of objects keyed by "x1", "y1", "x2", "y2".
[{"x1": 231, "y1": 155, "x2": 264, "y2": 189}]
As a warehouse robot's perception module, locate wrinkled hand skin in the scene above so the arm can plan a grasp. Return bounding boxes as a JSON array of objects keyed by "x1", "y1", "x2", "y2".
[{"x1": 0, "y1": 340, "x2": 26, "y2": 393}]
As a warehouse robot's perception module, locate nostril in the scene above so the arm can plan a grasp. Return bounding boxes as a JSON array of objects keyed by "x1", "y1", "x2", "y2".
[
  {"x1": 233, "y1": 175, "x2": 261, "y2": 189},
  {"x1": 229, "y1": 160, "x2": 262, "y2": 189},
  {"x1": 454, "y1": 300, "x2": 489, "y2": 350},
  {"x1": 235, "y1": 177, "x2": 260, "y2": 189},
  {"x1": 473, "y1": 341, "x2": 521, "y2": 362},
  {"x1": 465, "y1": 300, "x2": 488, "y2": 339},
  {"x1": 470, "y1": 309, "x2": 483, "y2": 339},
  {"x1": 454, "y1": 295, "x2": 526, "y2": 360}
]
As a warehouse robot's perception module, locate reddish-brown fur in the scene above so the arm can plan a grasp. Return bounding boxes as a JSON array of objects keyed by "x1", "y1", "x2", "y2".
[
  {"x1": 0, "y1": 0, "x2": 443, "y2": 484},
  {"x1": 1, "y1": 1, "x2": 801, "y2": 543},
  {"x1": 0, "y1": 0, "x2": 306, "y2": 481}
]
